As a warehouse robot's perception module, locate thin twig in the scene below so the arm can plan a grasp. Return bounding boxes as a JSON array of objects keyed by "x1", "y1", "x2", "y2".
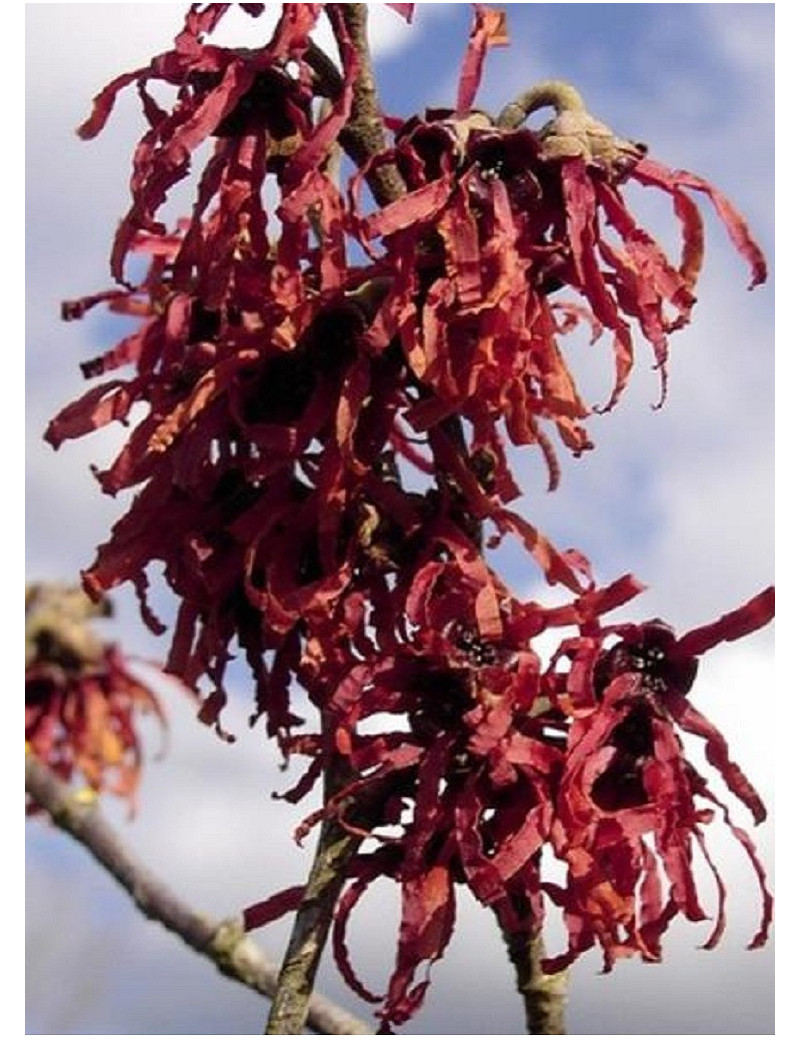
[
  {"x1": 264, "y1": 771, "x2": 364, "y2": 1033},
  {"x1": 25, "y1": 753, "x2": 373, "y2": 1036},
  {"x1": 503, "y1": 931, "x2": 568, "y2": 1034},
  {"x1": 496, "y1": 903, "x2": 568, "y2": 1035},
  {"x1": 335, "y1": 3, "x2": 407, "y2": 206}
]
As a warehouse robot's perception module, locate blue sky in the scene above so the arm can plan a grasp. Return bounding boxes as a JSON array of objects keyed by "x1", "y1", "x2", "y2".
[{"x1": 25, "y1": 4, "x2": 774, "y2": 1035}]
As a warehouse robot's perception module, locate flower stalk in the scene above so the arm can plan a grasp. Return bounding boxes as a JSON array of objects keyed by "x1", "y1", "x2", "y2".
[
  {"x1": 334, "y1": 3, "x2": 407, "y2": 207},
  {"x1": 497, "y1": 79, "x2": 587, "y2": 128}
]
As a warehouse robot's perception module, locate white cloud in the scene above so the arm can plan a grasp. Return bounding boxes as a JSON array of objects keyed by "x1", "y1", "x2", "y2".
[{"x1": 26, "y1": 4, "x2": 420, "y2": 111}]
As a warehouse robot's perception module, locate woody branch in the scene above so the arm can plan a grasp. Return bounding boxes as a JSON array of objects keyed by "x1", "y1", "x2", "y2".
[{"x1": 25, "y1": 752, "x2": 373, "y2": 1036}]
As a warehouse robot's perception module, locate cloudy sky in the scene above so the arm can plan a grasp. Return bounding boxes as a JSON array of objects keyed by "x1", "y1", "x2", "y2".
[{"x1": 26, "y1": 3, "x2": 775, "y2": 1035}]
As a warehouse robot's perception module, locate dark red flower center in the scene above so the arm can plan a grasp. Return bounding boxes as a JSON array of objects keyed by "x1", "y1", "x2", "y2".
[
  {"x1": 591, "y1": 702, "x2": 654, "y2": 811},
  {"x1": 595, "y1": 623, "x2": 698, "y2": 700}
]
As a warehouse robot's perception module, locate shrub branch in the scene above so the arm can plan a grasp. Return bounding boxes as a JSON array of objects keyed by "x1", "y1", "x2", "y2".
[{"x1": 25, "y1": 752, "x2": 373, "y2": 1036}]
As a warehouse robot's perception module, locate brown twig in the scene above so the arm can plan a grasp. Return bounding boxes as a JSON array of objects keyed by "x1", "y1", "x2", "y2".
[
  {"x1": 263, "y1": 7, "x2": 407, "y2": 1032},
  {"x1": 334, "y1": 3, "x2": 407, "y2": 206},
  {"x1": 265, "y1": 743, "x2": 365, "y2": 1034},
  {"x1": 496, "y1": 901, "x2": 569, "y2": 1035},
  {"x1": 25, "y1": 752, "x2": 373, "y2": 1036}
]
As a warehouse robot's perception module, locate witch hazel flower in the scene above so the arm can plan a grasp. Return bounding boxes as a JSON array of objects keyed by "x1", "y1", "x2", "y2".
[
  {"x1": 25, "y1": 583, "x2": 168, "y2": 814},
  {"x1": 541, "y1": 587, "x2": 774, "y2": 974},
  {"x1": 349, "y1": 72, "x2": 766, "y2": 494},
  {"x1": 245, "y1": 567, "x2": 772, "y2": 1032},
  {"x1": 250, "y1": 546, "x2": 583, "y2": 1031}
]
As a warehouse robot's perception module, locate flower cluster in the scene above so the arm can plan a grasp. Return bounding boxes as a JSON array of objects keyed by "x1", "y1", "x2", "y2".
[
  {"x1": 542, "y1": 588, "x2": 773, "y2": 974},
  {"x1": 45, "y1": 4, "x2": 772, "y2": 1032},
  {"x1": 25, "y1": 583, "x2": 166, "y2": 813},
  {"x1": 252, "y1": 577, "x2": 773, "y2": 1030}
]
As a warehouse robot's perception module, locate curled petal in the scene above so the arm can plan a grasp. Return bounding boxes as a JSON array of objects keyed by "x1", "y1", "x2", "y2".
[
  {"x1": 456, "y1": 6, "x2": 509, "y2": 116},
  {"x1": 667, "y1": 698, "x2": 767, "y2": 824},
  {"x1": 243, "y1": 885, "x2": 305, "y2": 932},
  {"x1": 676, "y1": 586, "x2": 775, "y2": 658},
  {"x1": 632, "y1": 157, "x2": 767, "y2": 289}
]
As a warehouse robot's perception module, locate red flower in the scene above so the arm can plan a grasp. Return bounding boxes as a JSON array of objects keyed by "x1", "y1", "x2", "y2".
[
  {"x1": 293, "y1": 620, "x2": 557, "y2": 1027},
  {"x1": 74, "y1": 4, "x2": 352, "y2": 286},
  {"x1": 348, "y1": 80, "x2": 766, "y2": 493},
  {"x1": 542, "y1": 588, "x2": 774, "y2": 973},
  {"x1": 246, "y1": 570, "x2": 773, "y2": 1030},
  {"x1": 46, "y1": 213, "x2": 586, "y2": 747},
  {"x1": 244, "y1": 561, "x2": 642, "y2": 1030},
  {"x1": 25, "y1": 584, "x2": 167, "y2": 813}
]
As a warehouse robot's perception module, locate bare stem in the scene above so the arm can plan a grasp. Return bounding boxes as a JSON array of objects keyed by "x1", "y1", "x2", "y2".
[
  {"x1": 333, "y1": 3, "x2": 406, "y2": 206},
  {"x1": 263, "y1": 741, "x2": 362, "y2": 1033},
  {"x1": 264, "y1": 802, "x2": 363, "y2": 1033},
  {"x1": 500, "y1": 922, "x2": 568, "y2": 1034},
  {"x1": 25, "y1": 752, "x2": 372, "y2": 1036}
]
